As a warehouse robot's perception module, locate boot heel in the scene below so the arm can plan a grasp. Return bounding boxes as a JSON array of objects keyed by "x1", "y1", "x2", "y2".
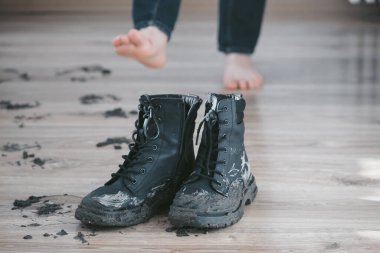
[{"x1": 245, "y1": 182, "x2": 258, "y2": 206}]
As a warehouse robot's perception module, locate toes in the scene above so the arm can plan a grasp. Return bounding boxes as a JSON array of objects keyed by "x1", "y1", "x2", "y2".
[
  {"x1": 113, "y1": 35, "x2": 130, "y2": 48},
  {"x1": 224, "y1": 80, "x2": 239, "y2": 90},
  {"x1": 238, "y1": 80, "x2": 249, "y2": 90},
  {"x1": 119, "y1": 35, "x2": 129, "y2": 45},
  {"x1": 128, "y1": 29, "x2": 145, "y2": 47},
  {"x1": 112, "y1": 35, "x2": 123, "y2": 47},
  {"x1": 115, "y1": 44, "x2": 137, "y2": 57}
]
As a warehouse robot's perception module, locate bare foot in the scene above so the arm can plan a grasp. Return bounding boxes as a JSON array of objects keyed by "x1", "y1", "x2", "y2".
[
  {"x1": 112, "y1": 26, "x2": 168, "y2": 68},
  {"x1": 223, "y1": 53, "x2": 264, "y2": 90}
]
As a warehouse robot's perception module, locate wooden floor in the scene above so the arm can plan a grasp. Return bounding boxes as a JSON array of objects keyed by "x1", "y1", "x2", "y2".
[{"x1": 0, "y1": 0, "x2": 380, "y2": 252}]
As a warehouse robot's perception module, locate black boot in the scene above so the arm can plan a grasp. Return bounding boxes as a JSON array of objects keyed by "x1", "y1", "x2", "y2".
[
  {"x1": 75, "y1": 94, "x2": 202, "y2": 226},
  {"x1": 169, "y1": 93, "x2": 257, "y2": 229}
]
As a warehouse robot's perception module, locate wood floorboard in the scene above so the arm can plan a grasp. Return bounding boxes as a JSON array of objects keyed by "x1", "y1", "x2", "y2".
[{"x1": 0, "y1": 0, "x2": 379, "y2": 252}]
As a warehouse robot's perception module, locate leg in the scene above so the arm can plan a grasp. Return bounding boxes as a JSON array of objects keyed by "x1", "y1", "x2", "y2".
[
  {"x1": 219, "y1": 0, "x2": 266, "y2": 90},
  {"x1": 113, "y1": 0, "x2": 182, "y2": 68}
]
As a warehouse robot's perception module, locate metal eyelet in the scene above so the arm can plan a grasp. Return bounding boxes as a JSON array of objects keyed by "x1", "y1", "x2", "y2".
[
  {"x1": 152, "y1": 145, "x2": 158, "y2": 151},
  {"x1": 222, "y1": 106, "x2": 228, "y2": 112},
  {"x1": 223, "y1": 159, "x2": 227, "y2": 165},
  {"x1": 222, "y1": 133, "x2": 227, "y2": 138},
  {"x1": 147, "y1": 157, "x2": 153, "y2": 162},
  {"x1": 140, "y1": 168, "x2": 146, "y2": 174},
  {"x1": 157, "y1": 105, "x2": 162, "y2": 109},
  {"x1": 131, "y1": 179, "x2": 137, "y2": 184},
  {"x1": 157, "y1": 117, "x2": 162, "y2": 122},
  {"x1": 223, "y1": 147, "x2": 228, "y2": 152},
  {"x1": 224, "y1": 119, "x2": 229, "y2": 125},
  {"x1": 217, "y1": 181, "x2": 222, "y2": 186}
]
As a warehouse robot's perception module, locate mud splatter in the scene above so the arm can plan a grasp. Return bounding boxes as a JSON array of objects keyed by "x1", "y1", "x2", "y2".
[
  {"x1": 13, "y1": 195, "x2": 45, "y2": 209},
  {"x1": 14, "y1": 114, "x2": 50, "y2": 124},
  {"x1": 74, "y1": 232, "x2": 89, "y2": 244},
  {"x1": 96, "y1": 137, "x2": 131, "y2": 148},
  {"x1": 0, "y1": 68, "x2": 31, "y2": 83},
  {"x1": 79, "y1": 94, "x2": 121, "y2": 105},
  {"x1": 56, "y1": 229, "x2": 68, "y2": 236},
  {"x1": 37, "y1": 203, "x2": 63, "y2": 215},
  {"x1": 165, "y1": 227, "x2": 209, "y2": 237},
  {"x1": 0, "y1": 100, "x2": 40, "y2": 110},
  {"x1": 1, "y1": 142, "x2": 41, "y2": 152},
  {"x1": 23, "y1": 151, "x2": 35, "y2": 159},
  {"x1": 325, "y1": 242, "x2": 340, "y2": 250},
  {"x1": 104, "y1": 108, "x2": 128, "y2": 118},
  {"x1": 23, "y1": 235, "x2": 32, "y2": 239},
  {"x1": 32, "y1": 157, "x2": 46, "y2": 167},
  {"x1": 129, "y1": 110, "x2": 138, "y2": 115}
]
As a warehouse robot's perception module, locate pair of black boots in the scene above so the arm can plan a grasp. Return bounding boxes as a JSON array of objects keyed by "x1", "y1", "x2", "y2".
[{"x1": 75, "y1": 93, "x2": 257, "y2": 229}]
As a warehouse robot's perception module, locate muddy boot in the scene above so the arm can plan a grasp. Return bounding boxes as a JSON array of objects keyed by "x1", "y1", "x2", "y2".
[
  {"x1": 169, "y1": 93, "x2": 258, "y2": 229},
  {"x1": 75, "y1": 94, "x2": 202, "y2": 226}
]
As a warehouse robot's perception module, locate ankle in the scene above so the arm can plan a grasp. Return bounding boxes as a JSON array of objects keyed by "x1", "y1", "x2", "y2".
[
  {"x1": 225, "y1": 53, "x2": 252, "y2": 62},
  {"x1": 140, "y1": 26, "x2": 169, "y2": 43}
]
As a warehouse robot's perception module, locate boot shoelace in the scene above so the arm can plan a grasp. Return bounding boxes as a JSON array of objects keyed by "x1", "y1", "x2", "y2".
[
  {"x1": 110, "y1": 99, "x2": 160, "y2": 185},
  {"x1": 194, "y1": 108, "x2": 228, "y2": 188}
]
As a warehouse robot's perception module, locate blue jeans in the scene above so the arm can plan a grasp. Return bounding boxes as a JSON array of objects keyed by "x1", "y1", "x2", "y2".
[{"x1": 133, "y1": 0, "x2": 266, "y2": 54}]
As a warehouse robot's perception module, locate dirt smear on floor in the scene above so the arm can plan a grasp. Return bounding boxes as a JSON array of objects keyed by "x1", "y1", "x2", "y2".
[
  {"x1": 79, "y1": 94, "x2": 121, "y2": 105},
  {"x1": 96, "y1": 137, "x2": 131, "y2": 148},
  {"x1": 0, "y1": 100, "x2": 40, "y2": 110},
  {"x1": 165, "y1": 226, "x2": 209, "y2": 237}
]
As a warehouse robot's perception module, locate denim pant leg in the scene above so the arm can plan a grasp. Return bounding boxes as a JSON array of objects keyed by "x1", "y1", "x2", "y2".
[
  {"x1": 133, "y1": 0, "x2": 182, "y2": 40},
  {"x1": 218, "y1": 0, "x2": 266, "y2": 54}
]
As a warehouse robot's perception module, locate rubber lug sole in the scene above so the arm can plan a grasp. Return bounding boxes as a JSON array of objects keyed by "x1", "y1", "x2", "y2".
[{"x1": 168, "y1": 182, "x2": 258, "y2": 229}]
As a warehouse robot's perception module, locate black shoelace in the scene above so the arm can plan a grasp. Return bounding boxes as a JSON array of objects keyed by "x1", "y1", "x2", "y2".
[
  {"x1": 110, "y1": 97, "x2": 160, "y2": 184},
  {"x1": 194, "y1": 108, "x2": 228, "y2": 187}
]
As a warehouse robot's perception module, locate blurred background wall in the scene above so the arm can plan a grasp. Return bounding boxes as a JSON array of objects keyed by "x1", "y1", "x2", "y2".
[{"x1": 0, "y1": 0, "x2": 378, "y2": 14}]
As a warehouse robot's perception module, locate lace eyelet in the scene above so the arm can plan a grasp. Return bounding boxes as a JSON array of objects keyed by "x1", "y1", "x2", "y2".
[
  {"x1": 224, "y1": 119, "x2": 229, "y2": 125},
  {"x1": 222, "y1": 106, "x2": 228, "y2": 112},
  {"x1": 223, "y1": 147, "x2": 228, "y2": 152},
  {"x1": 157, "y1": 117, "x2": 162, "y2": 122},
  {"x1": 131, "y1": 179, "x2": 137, "y2": 184},
  {"x1": 152, "y1": 145, "x2": 158, "y2": 151},
  {"x1": 147, "y1": 157, "x2": 153, "y2": 162},
  {"x1": 157, "y1": 105, "x2": 162, "y2": 109},
  {"x1": 140, "y1": 168, "x2": 146, "y2": 174},
  {"x1": 217, "y1": 181, "x2": 222, "y2": 186},
  {"x1": 222, "y1": 133, "x2": 227, "y2": 138},
  {"x1": 223, "y1": 159, "x2": 227, "y2": 165}
]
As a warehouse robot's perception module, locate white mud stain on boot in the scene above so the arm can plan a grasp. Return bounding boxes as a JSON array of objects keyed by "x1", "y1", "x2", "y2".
[
  {"x1": 92, "y1": 191, "x2": 143, "y2": 208},
  {"x1": 240, "y1": 151, "x2": 251, "y2": 182}
]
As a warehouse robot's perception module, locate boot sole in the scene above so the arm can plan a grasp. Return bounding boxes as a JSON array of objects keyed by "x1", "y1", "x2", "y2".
[
  {"x1": 75, "y1": 202, "x2": 156, "y2": 227},
  {"x1": 168, "y1": 178, "x2": 258, "y2": 229}
]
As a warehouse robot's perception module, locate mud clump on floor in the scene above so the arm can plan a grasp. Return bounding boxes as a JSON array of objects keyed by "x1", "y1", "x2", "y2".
[
  {"x1": 23, "y1": 235, "x2": 32, "y2": 240},
  {"x1": 104, "y1": 107, "x2": 128, "y2": 118},
  {"x1": 0, "y1": 100, "x2": 40, "y2": 110},
  {"x1": 96, "y1": 137, "x2": 131, "y2": 148},
  {"x1": 74, "y1": 232, "x2": 89, "y2": 244},
  {"x1": 22, "y1": 151, "x2": 35, "y2": 159},
  {"x1": 79, "y1": 94, "x2": 121, "y2": 105},
  {"x1": 56, "y1": 229, "x2": 68, "y2": 236},
  {"x1": 129, "y1": 110, "x2": 138, "y2": 115},
  {"x1": 165, "y1": 227, "x2": 209, "y2": 237},
  {"x1": 37, "y1": 203, "x2": 63, "y2": 215},
  {"x1": 32, "y1": 157, "x2": 46, "y2": 167},
  {"x1": 13, "y1": 195, "x2": 45, "y2": 209}
]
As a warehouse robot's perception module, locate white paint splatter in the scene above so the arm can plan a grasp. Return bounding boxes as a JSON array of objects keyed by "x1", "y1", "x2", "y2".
[
  {"x1": 228, "y1": 163, "x2": 240, "y2": 177},
  {"x1": 92, "y1": 191, "x2": 143, "y2": 208},
  {"x1": 192, "y1": 189, "x2": 208, "y2": 197},
  {"x1": 240, "y1": 151, "x2": 251, "y2": 182}
]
